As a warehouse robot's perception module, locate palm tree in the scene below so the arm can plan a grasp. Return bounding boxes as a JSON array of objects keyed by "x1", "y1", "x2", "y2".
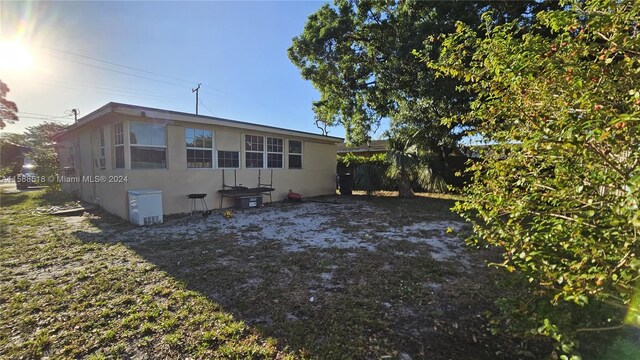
[
  {"x1": 386, "y1": 134, "x2": 447, "y2": 197},
  {"x1": 386, "y1": 137, "x2": 417, "y2": 197}
]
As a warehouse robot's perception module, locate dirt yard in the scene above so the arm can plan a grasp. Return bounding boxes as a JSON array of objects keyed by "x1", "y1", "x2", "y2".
[{"x1": 64, "y1": 194, "x2": 549, "y2": 359}]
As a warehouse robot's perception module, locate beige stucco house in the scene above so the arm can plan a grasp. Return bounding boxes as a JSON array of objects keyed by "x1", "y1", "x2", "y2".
[{"x1": 53, "y1": 102, "x2": 342, "y2": 219}]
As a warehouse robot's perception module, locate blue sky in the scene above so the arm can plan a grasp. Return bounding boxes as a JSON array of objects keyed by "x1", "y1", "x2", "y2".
[{"x1": 0, "y1": 1, "x2": 368, "y2": 140}]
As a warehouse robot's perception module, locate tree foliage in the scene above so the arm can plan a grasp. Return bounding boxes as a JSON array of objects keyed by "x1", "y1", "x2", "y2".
[
  {"x1": 32, "y1": 147, "x2": 61, "y2": 191},
  {"x1": 21, "y1": 122, "x2": 67, "y2": 148},
  {"x1": 0, "y1": 79, "x2": 19, "y2": 129},
  {"x1": 338, "y1": 152, "x2": 386, "y2": 195},
  {"x1": 25, "y1": 122, "x2": 66, "y2": 190},
  {"x1": 386, "y1": 136, "x2": 447, "y2": 197},
  {"x1": 289, "y1": 0, "x2": 495, "y2": 145},
  {"x1": 289, "y1": 0, "x2": 558, "y2": 194},
  {"x1": 430, "y1": 0, "x2": 640, "y2": 353},
  {"x1": 1, "y1": 121, "x2": 66, "y2": 186}
]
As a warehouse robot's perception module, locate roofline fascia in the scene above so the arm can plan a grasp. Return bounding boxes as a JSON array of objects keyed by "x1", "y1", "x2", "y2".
[{"x1": 54, "y1": 102, "x2": 343, "y2": 143}]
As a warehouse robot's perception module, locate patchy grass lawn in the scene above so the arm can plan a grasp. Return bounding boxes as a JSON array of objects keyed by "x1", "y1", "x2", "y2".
[
  {"x1": 0, "y1": 190, "x2": 292, "y2": 359},
  {"x1": 1, "y1": 188, "x2": 552, "y2": 359}
]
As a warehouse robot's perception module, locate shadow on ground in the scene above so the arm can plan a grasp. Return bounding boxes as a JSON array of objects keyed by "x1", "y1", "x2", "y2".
[
  {"x1": 72, "y1": 195, "x2": 552, "y2": 359},
  {"x1": 0, "y1": 193, "x2": 29, "y2": 207}
]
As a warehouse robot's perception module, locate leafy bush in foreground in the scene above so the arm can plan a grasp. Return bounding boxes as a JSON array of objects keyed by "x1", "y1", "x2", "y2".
[{"x1": 429, "y1": 0, "x2": 640, "y2": 356}]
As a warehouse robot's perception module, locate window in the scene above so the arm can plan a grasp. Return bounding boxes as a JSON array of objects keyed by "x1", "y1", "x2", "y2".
[
  {"x1": 266, "y1": 137, "x2": 283, "y2": 168},
  {"x1": 99, "y1": 128, "x2": 105, "y2": 157},
  {"x1": 217, "y1": 151, "x2": 239, "y2": 168},
  {"x1": 68, "y1": 150, "x2": 75, "y2": 169},
  {"x1": 114, "y1": 123, "x2": 124, "y2": 169},
  {"x1": 186, "y1": 128, "x2": 213, "y2": 168},
  {"x1": 244, "y1": 135, "x2": 284, "y2": 168},
  {"x1": 245, "y1": 135, "x2": 264, "y2": 168},
  {"x1": 130, "y1": 123, "x2": 166, "y2": 169},
  {"x1": 289, "y1": 140, "x2": 302, "y2": 169}
]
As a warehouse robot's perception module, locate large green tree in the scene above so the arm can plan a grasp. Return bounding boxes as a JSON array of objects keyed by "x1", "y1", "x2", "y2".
[
  {"x1": 289, "y1": 1, "x2": 557, "y2": 144},
  {"x1": 0, "y1": 79, "x2": 19, "y2": 129},
  {"x1": 24, "y1": 122, "x2": 66, "y2": 189},
  {"x1": 0, "y1": 121, "x2": 66, "y2": 183},
  {"x1": 0, "y1": 121, "x2": 66, "y2": 150},
  {"x1": 22, "y1": 121, "x2": 67, "y2": 148},
  {"x1": 430, "y1": 0, "x2": 640, "y2": 354},
  {"x1": 289, "y1": 0, "x2": 558, "y2": 196},
  {"x1": 289, "y1": 0, "x2": 486, "y2": 146}
]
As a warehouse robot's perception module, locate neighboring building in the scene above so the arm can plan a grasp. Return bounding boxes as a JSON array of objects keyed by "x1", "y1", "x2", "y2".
[
  {"x1": 336, "y1": 140, "x2": 388, "y2": 176},
  {"x1": 0, "y1": 141, "x2": 31, "y2": 176},
  {"x1": 336, "y1": 139, "x2": 387, "y2": 158},
  {"x1": 53, "y1": 102, "x2": 342, "y2": 219}
]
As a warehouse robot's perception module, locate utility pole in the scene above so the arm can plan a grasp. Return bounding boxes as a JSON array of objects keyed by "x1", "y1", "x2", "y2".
[
  {"x1": 71, "y1": 109, "x2": 79, "y2": 122},
  {"x1": 192, "y1": 83, "x2": 201, "y2": 115}
]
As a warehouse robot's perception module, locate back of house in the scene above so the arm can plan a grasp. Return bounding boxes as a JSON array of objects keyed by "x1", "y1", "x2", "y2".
[{"x1": 53, "y1": 102, "x2": 342, "y2": 219}]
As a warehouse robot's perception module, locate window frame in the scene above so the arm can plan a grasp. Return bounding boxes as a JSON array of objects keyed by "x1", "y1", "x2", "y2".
[
  {"x1": 114, "y1": 122, "x2": 125, "y2": 169},
  {"x1": 185, "y1": 128, "x2": 214, "y2": 169},
  {"x1": 266, "y1": 137, "x2": 284, "y2": 169},
  {"x1": 244, "y1": 134, "x2": 264, "y2": 168},
  {"x1": 288, "y1": 139, "x2": 303, "y2": 169},
  {"x1": 129, "y1": 122, "x2": 167, "y2": 169},
  {"x1": 99, "y1": 127, "x2": 105, "y2": 157},
  {"x1": 217, "y1": 150, "x2": 240, "y2": 169}
]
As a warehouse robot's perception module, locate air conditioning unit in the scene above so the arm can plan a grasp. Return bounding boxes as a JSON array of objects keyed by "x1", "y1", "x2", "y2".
[
  {"x1": 94, "y1": 157, "x2": 106, "y2": 169},
  {"x1": 128, "y1": 189, "x2": 163, "y2": 226}
]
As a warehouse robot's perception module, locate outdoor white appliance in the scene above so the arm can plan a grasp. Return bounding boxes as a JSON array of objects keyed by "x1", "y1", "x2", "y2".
[{"x1": 128, "y1": 189, "x2": 163, "y2": 226}]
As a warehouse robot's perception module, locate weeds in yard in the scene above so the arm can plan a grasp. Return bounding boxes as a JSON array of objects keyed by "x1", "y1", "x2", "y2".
[
  {"x1": 1, "y1": 189, "x2": 556, "y2": 359},
  {"x1": 0, "y1": 190, "x2": 292, "y2": 358}
]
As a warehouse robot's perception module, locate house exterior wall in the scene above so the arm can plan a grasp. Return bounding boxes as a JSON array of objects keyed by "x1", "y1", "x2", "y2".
[{"x1": 56, "y1": 112, "x2": 338, "y2": 219}]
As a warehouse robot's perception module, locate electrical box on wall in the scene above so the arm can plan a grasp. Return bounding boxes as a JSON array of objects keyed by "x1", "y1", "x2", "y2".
[
  {"x1": 234, "y1": 196, "x2": 262, "y2": 209},
  {"x1": 128, "y1": 189, "x2": 163, "y2": 226}
]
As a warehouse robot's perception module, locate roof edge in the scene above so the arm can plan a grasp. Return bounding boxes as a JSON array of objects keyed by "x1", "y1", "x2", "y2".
[{"x1": 54, "y1": 102, "x2": 343, "y2": 143}]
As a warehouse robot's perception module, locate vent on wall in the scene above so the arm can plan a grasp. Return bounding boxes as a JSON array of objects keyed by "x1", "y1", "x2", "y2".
[{"x1": 143, "y1": 216, "x2": 161, "y2": 225}]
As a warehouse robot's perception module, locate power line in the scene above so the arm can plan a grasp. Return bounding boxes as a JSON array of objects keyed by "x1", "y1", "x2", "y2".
[
  {"x1": 40, "y1": 45, "x2": 197, "y2": 85},
  {"x1": 199, "y1": 100, "x2": 216, "y2": 117},
  {"x1": 42, "y1": 46, "x2": 232, "y2": 96},
  {"x1": 18, "y1": 111, "x2": 74, "y2": 120},
  {"x1": 32, "y1": 76, "x2": 179, "y2": 101},
  {"x1": 22, "y1": 77, "x2": 186, "y2": 104},
  {"x1": 38, "y1": 45, "x2": 264, "y2": 116},
  {"x1": 15, "y1": 115, "x2": 75, "y2": 124},
  {"x1": 49, "y1": 54, "x2": 190, "y2": 89},
  {"x1": 30, "y1": 47, "x2": 287, "y2": 122}
]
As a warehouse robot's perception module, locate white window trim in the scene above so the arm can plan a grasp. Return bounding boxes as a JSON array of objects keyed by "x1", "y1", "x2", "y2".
[
  {"x1": 217, "y1": 150, "x2": 240, "y2": 169},
  {"x1": 244, "y1": 134, "x2": 265, "y2": 169},
  {"x1": 288, "y1": 139, "x2": 303, "y2": 169},
  {"x1": 114, "y1": 122, "x2": 125, "y2": 169},
  {"x1": 186, "y1": 128, "x2": 214, "y2": 169},
  {"x1": 266, "y1": 137, "x2": 284, "y2": 169},
  {"x1": 99, "y1": 127, "x2": 105, "y2": 157},
  {"x1": 243, "y1": 135, "x2": 286, "y2": 169},
  {"x1": 129, "y1": 122, "x2": 167, "y2": 170}
]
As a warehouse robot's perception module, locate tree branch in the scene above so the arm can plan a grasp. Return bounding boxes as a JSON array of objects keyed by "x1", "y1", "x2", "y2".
[
  {"x1": 575, "y1": 324, "x2": 624, "y2": 333},
  {"x1": 584, "y1": 140, "x2": 628, "y2": 178}
]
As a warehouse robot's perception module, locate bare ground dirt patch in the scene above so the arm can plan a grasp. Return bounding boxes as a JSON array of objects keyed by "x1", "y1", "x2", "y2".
[{"x1": 73, "y1": 195, "x2": 551, "y2": 359}]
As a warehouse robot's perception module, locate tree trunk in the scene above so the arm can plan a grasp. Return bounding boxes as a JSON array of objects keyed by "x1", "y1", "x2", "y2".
[{"x1": 397, "y1": 168, "x2": 414, "y2": 198}]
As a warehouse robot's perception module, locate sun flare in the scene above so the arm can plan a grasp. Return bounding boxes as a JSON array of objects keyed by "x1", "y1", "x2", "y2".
[{"x1": 0, "y1": 41, "x2": 33, "y2": 71}]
